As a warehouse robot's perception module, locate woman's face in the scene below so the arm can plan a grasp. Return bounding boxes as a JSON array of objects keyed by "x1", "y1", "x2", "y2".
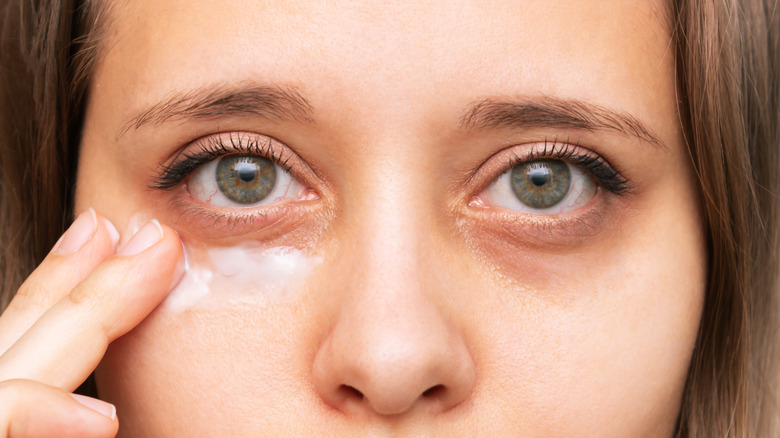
[{"x1": 75, "y1": 1, "x2": 706, "y2": 436}]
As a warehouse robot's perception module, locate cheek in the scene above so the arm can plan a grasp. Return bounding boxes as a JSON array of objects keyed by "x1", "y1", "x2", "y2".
[
  {"x1": 95, "y1": 295, "x2": 327, "y2": 436},
  {"x1": 94, "y1": 205, "x2": 706, "y2": 437},
  {"x1": 472, "y1": 192, "x2": 706, "y2": 435}
]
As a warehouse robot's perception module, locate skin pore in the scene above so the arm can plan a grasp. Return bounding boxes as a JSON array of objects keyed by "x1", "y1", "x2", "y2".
[{"x1": 73, "y1": 0, "x2": 706, "y2": 436}]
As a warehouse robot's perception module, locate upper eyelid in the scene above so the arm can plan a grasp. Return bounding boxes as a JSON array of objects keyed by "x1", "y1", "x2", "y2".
[
  {"x1": 467, "y1": 140, "x2": 630, "y2": 196},
  {"x1": 149, "y1": 132, "x2": 309, "y2": 191},
  {"x1": 467, "y1": 140, "x2": 573, "y2": 187}
]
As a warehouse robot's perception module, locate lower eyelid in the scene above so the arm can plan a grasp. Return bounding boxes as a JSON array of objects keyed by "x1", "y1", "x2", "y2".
[
  {"x1": 162, "y1": 194, "x2": 321, "y2": 241},
  {"x1": 459, "y1": 194, "x2": 613, "y2": 250}
]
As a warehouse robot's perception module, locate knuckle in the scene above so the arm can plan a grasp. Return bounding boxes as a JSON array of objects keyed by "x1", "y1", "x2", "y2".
[
  {"x1": 11, "y1": 280, "x2": 51, "y2": 311},
  {"x1": 66, "y1": 286, "x2": 93, "y2": 307}
]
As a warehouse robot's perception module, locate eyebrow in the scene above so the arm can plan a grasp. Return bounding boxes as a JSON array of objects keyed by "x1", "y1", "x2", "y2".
[
  {"x1": 459, "y1": 97, "x2": 663, "y2": 148},
  {"x1": 119, "y1": 83, "x2": 314, "y2": 138}
]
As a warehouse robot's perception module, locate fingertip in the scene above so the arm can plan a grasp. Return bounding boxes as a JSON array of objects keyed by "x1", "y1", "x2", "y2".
[
  {"x1": 52, "y1": 209, "x2": 98, "y2": 256},
  {"x1": 151, "y1": 218, "x2": 165, "y2": 239},
  {"x1": 155, "y1": 221, "x2": 185, "y2": 258},
  {"x1": 117, "y1": 220, "x2": 164, "y2": 256},
  {"x1": 91, "y1": 220, "x2": 186, "y2": 340},
  {"x1": 101, "y1": 217, "x2": 121, "y2": 248},
  {"x1": 66, "y1": 393, "x2": 119, "y2": 437},
  {"x1": 70, "y1": 393, "x2": 117, "y2": 421},
  {"x1": 156, "y1": 220, "x2": 181, "y2": 243},
  {"x1": 51, "y1": 208, "x2": 119, "y2": 259},
  {"x1": 156, "y1": 223, "x2": 186, "y2": 290},
  {"x1": 1, "y1": 380, "x2": 119, "y2": 438},
  {"x1": 87, "y1": 208, "x2": 98, "y2": 226}
]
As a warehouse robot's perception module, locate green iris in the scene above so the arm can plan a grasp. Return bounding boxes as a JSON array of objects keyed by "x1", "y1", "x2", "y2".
[
  {"x1": 216, "y1": 155, "x2": 276, "y2": 204},
  {"x1": 510, "y1": 159, "x2": 570, "y2": 209}
]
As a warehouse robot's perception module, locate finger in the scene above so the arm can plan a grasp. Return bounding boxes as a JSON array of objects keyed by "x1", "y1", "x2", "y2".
[
  {"x1": 0, "y1": 209, "x2": 119, "y2": 354},
  {"x1": 0, "y1": 220, "x2": 184, "y2": 391},
  {"x1": 0, "y1": 379, "x2": 117, "y2": 438}
]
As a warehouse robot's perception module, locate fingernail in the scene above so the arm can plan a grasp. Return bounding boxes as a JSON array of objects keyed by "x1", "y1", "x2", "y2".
[
  {"x1": 103, "y1": 217, "x2": 120, "y2": 247},
  {"x1": 117, "y1": 219, "x2": 164, "y2": 256},
  {"x1": 70, "y1": 393, "x2": 117, "y2": 420},
  {"x1": 170, "y1": 240, "x2": 186, "y2": 290},
  {"x1": 53, "y1": 209, "x2": 97, "y2": 255}
]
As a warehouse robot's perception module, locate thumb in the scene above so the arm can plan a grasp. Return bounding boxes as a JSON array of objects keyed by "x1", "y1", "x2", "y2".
[{"x1": 0, "y1": 379, "x2": 117, "y2": 438}]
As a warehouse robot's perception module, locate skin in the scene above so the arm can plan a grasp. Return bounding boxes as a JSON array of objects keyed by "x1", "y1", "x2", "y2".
[{"x1": 0, "y1": 0, "x2": 706, "y2": 437}]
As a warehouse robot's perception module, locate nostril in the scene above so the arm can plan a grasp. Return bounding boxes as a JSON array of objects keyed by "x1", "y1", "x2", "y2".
[
  {"x1": 422, "y1": 384, "x2": 445, "y2": 398},
  {"x1": 338, "y1": 385, "x2": 364, "y2": 400}
]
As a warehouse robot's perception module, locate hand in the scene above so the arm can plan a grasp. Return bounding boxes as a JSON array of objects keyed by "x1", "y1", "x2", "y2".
[{"x1": 0, "y1": 209, "x2": 183, "y2": 437}]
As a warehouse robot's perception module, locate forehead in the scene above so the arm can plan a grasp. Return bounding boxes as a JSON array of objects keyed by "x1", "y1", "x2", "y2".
[{"x1": 93, "y1": 0, "x2": 673, "y2": 137}]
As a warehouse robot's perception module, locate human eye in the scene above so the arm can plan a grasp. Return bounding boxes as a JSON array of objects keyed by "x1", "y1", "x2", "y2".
[
  {"x1": 149, "y1": 132, "x2": 319, "y2": 233},
  {"x1": 186, "y1": 150, "x2": 301, "y2": 208},
  {"x1": 473, "y1": 140, "x2": 630, "y2": 216}
]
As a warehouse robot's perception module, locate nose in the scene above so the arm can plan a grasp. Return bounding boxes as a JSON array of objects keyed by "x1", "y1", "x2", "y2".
[
  {"x1": 313, "y1": 293, "x2": 476, "y2": 416},
  {"x1": 312, "y1": 202, "x2": 476, "y2": 417}
]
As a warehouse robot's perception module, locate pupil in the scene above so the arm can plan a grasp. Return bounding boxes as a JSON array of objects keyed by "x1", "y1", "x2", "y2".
[
  {"x1": 236, "y1": 162, "x2": 257, "y2": 182},
  {"x1": 528, "y1": 168, "x2": 550, "y2": 187}
]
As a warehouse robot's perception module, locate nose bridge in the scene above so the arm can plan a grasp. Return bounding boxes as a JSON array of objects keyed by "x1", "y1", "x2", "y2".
[
  {"x1": 343, "y1": 154, "x2": 438, "y2": 367},
  {"x1": 358, "y1": 186, "x2": 426, "y2": 291},
  {"x1": 344, "y1": 140, "x2": 435, "y2": 290},
  {"x1": 311, "y1": 146, "x2": 475, "y2": 417}
]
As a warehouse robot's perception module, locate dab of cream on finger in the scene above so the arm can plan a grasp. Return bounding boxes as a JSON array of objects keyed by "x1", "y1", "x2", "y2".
[{"x1": 164, "y1": 242, "x2": 322, "y2": 312}]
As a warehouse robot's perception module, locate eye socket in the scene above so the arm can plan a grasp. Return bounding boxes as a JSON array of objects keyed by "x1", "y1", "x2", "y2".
[
  {"x1": 483, "y1": 158, "x2": 597, "y2": 214},
  {"x1": 188, "y1": 153, "x2": 304, "y2": 208}
]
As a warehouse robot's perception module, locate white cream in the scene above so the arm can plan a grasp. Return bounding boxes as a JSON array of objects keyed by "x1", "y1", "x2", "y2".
[
  {"x1": 164, "y1": 242, "x2": 322, "y2": 312},
  {"x1": 117, "y1": 213, "x2": 319, "y2": 312},
  {"x1": 164, "y1": 251, "x2": 212, "y2": 312}
]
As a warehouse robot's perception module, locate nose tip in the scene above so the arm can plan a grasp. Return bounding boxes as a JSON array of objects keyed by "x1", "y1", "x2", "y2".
[
  {"x1": 313, "y1": 307, "x2": 476, "y2": 417},
  {"x1": 338, "y1": 383, "x2": 455, "y2": 417}
]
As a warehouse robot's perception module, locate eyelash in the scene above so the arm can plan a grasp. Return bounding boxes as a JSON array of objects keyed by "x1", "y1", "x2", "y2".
[
  {"x1": 493, "y1": 140, "x2": 631, "y2": 196},
  {"x1": 150, "y1": 134, "x2": 293, "y2": 191},
  {"x1": 149, "y1": 135, "x2": 629, "y2": 226}
]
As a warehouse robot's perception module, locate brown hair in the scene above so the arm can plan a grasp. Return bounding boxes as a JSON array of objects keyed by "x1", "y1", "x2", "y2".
[
  {"x1": 1, "y1": 0, "x2": 778, "y2": 435},
  {"x1": 673, "y1": 0, "x2": 780, "y2": 435},
  {"x1": 0, "y1": 0, "x2": 106, "y2": 309}
]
